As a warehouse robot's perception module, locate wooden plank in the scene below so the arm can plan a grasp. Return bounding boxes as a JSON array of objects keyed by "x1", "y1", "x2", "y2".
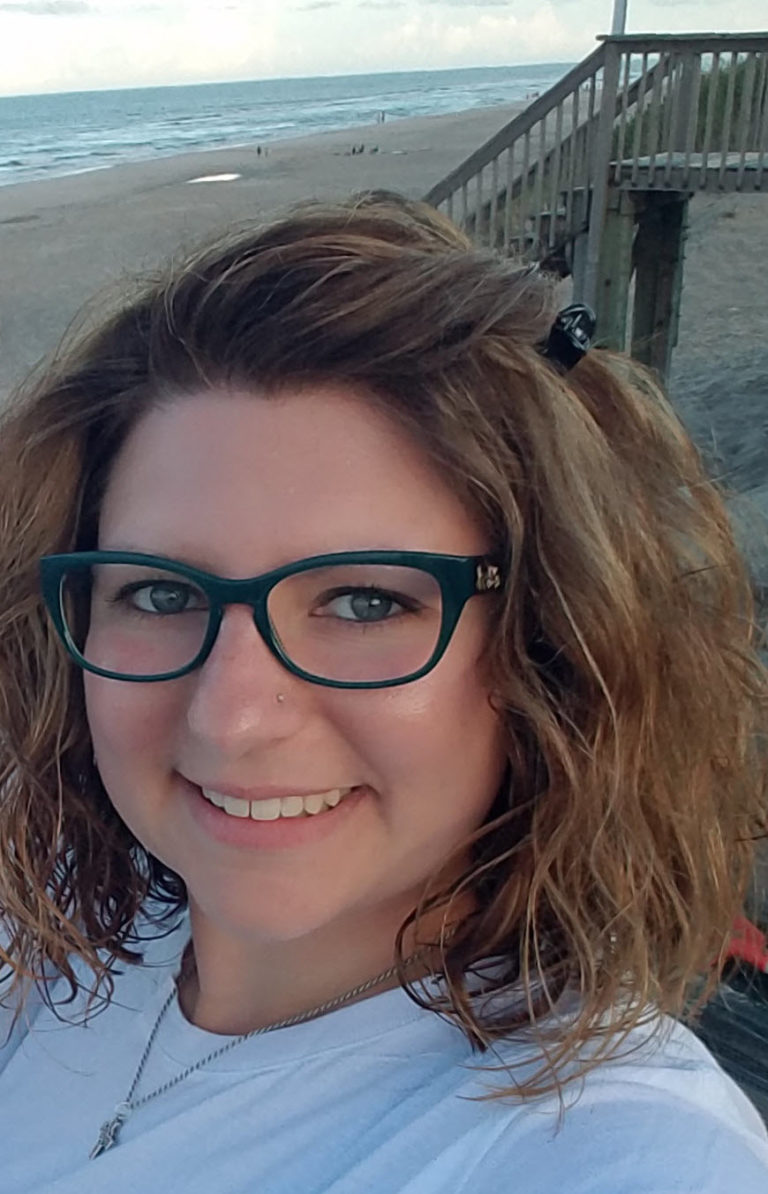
[
  {"x1": 648, "y1": 55, "x2": 665, "y2": 178},
  {"x1": 564, "y1": 85, "x2": 581, "y2": 237},
  {"x1": 599, "y1": 33, "x2": 768, "y2": 55},
  {"x1": 582, "y1": 42, "x2": 622, "y2": 308},
  {"x1": 520, "y1": 129, "x2": 531, "y2": 251},
  {"x1": 595, "y1": 189, "x2": 637, "y2": 351},
  {"x1": 490, "y1": 156, "x2": 499, "y2": 250},
  {"x1": 737, "y1": 53, "x2": 758, "y2": 189},
  {"x1": 533, "y1": 116, "x2": 547, "y2": 252},
  {"x1": 631, "y1": 52, "x2": 650, "y2": 187},
  {"x1": 549, "y1": 101, "x2": 564, "y2": 247},
  {"x1": 503, "y1": 144, "x2": 514, "y2": 252},
  {"x1": 680, "y1": 54, "x2": 702, "y2": 188},
  {"x1": 700, "y1": 50, "x2": 720, "y2": 185},
  {"x1": 649, "y1": 52, "x2": 668, "y2": 181},
  {"x1": 719, "y1": 52, "x2": 738, "y2": 187},
  {"x1": 670, "y1": 49, "x2": 700, "y2": 180},
  {"x1": 662, "y1": 52, "x2": 679, "y2": 185},
  {"x1": 615, "y1": 153, "x2": 767, "y2": 193},
  {"x1": 613, "y1": 50, "x2": 632, "y2": 185},
  {"x1": 475, "y1": 168, "x2": 485, "y2": 242},
  {"x1": 585, "y1": 69, "x2": 598, "y2": 186}
]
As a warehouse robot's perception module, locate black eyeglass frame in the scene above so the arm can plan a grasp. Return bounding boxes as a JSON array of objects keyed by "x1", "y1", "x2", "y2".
[{"x1": 39, "y1": 549, "x2": 503, "y2": 689}]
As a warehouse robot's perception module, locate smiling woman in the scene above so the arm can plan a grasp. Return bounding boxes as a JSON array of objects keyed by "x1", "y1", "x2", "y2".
[{"x1": 0, "y1": 192, "x2": 766, "y2": 1193}]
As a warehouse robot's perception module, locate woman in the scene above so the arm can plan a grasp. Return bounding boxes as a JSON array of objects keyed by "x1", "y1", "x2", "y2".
[{"x1": 0, "y1": 192, "x2": 766, "y2": 1193}]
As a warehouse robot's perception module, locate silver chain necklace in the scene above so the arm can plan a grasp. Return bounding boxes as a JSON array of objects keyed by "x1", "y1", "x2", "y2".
[{"x1": 89, "y1": 949, "x2": 422, "y2": 1160}]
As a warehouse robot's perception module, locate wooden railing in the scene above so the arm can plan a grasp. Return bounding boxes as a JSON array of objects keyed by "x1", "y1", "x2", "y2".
[
  {"x1": 608, "y1": 35, "x2": 768, "y2": 191},
  {"x1": 424, "y1": 33, "x2": 768, "y2": 305},
  {"x1": 424, "y1": 46, "x2": 608, "y2": 267}
]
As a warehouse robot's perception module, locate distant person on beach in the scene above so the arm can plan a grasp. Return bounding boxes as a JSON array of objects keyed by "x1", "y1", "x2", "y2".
[{"x1": 0, "y1": 193, "x2": 767, "y2": 1193}]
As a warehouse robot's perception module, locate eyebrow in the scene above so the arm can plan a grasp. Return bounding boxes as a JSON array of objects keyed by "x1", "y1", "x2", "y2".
[{"x1": 97, "y1": 543, "x2": 219, "y2": 571}]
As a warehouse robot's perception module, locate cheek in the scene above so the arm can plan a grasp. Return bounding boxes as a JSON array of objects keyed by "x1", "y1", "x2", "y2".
[
  {"x1": 341, "y1": 649, "x2": 507, "y2": 827},
  {"x1": 84, "y1": 675, "x2": 180, "y2": 771},
  {"x1": 84, "y1": 676, "x2": 186, "y2": 857}
]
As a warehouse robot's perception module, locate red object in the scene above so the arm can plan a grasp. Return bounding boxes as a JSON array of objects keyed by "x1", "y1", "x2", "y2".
[{"x1": 724, "y1": 916, "x2": 768, "y2": 973}]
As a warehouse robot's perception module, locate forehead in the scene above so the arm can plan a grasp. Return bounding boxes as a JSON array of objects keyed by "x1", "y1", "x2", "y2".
[{"x1": 98, "y1": 383, "x2": 486, "y2": 572}]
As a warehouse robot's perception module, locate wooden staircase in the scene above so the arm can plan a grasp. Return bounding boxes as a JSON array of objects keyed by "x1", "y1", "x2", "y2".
[{"x1": 424, "y1": 33, "x2": 768, "y2": 378}]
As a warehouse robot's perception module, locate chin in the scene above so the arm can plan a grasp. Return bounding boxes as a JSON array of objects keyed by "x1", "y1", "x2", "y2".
[{"x1": 185, "y1": 876, "x2": 364, "y2": 944}]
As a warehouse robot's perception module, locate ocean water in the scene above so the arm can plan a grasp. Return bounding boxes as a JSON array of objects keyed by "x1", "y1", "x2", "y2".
[{"x1": 0, "y1": 64, "x2": 570, "y2": 188}]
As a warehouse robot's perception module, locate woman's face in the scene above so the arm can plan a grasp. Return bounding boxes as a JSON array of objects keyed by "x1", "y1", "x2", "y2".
[{"x1": 85, "y1": 384, "x2": 507, "y2": 945}]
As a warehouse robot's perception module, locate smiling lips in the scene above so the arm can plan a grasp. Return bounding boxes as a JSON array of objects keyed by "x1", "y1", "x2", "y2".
[{"x1": 200, "y1": 786, "x2": 356, "y2": 821}]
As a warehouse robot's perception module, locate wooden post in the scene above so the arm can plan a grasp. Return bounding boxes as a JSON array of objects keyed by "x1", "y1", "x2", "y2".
[
  {"x1": 671, "y1": 49, "x2": 700, "y2": 153},
  {"x1": 594, "y1": 188, "x2": 637, "y2": 351},
  {"x1": 582, "y1": 40, "x2": 623, "y2": 309},
  {"x1": 631, "y1": 191, "x2": 689, "y2": 380}
]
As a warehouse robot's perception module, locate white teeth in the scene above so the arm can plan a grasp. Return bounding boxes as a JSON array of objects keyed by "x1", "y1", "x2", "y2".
[
  {"x1": 223, "y1": 795, "x2": 250, "y2": 818},
  {"x1": 250, "y1": 798, "x2": 281, "y2": 822},
  {"x1": 201, "y1": 786, "x2": 355, "y2": 821}
]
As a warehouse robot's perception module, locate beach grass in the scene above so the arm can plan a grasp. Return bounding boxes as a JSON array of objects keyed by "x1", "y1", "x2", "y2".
[{"x1": 616, "y1": 58, "x2": 767, "y2": 159}]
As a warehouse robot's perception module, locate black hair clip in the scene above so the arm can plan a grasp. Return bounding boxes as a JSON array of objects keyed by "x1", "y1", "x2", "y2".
[{"x1": 541, "y1": 303, "x2": 596, "y2": 373}]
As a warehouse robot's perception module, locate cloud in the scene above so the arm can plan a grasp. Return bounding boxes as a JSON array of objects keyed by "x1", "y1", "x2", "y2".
[
  {"x1": 358, "y1": 0, "x2": 509, "y2": 5},
  {"x1": 0, "y1": 0, "x2": 92, "y2": 11},
  {"x1": 293, "y1": 1, "x2": 338, "y2": 8},
  {"x1": 422, "y1": 0, "x2": 512, "y2": 5}
]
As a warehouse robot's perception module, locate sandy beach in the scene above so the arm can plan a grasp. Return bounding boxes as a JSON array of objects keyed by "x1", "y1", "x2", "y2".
[
  {"x1": 0, "y1": 103, "x2": 528, "y2": 397},
  {"x1": 1, "y1": 101, "x2": 766, "y2": 579}
]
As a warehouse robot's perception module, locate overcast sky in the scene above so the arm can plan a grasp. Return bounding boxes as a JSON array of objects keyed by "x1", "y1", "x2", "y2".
[{"x1": 0, "y1": 0, "x2": 761, "y2": 96}]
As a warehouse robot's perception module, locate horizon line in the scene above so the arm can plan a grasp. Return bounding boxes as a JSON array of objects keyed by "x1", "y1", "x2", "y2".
[{"x1": 0, "y1": 59, "x2": 577, "y2": 102}]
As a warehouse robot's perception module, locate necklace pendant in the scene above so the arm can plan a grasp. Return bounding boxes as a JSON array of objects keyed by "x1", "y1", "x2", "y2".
[{"x1": 89, "y1": 1103, "x2": 130, "y2": 1160}]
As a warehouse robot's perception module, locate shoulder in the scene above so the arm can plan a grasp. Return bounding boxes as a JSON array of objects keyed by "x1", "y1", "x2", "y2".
[
  {"x1": 0, "y1": 903, "x2": 187, "y2": 1070},
  {"x1": 454, "y1": 1015, "x2": 768, "y2": 1194}
]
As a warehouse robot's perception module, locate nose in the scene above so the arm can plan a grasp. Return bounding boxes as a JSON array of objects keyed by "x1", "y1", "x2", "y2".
[{"x1": 184, "y1": 604, "x2": 307, "y2": 757}]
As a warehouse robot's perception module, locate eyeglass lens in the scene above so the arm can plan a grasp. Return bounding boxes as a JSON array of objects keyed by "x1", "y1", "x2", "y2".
[{"x1": 60, "y1": 561, "x2": 445, "y2": 682}]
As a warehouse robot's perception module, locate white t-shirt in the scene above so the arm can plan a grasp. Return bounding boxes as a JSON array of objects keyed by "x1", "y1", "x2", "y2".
[{"x1": 1, "y1": 912, "x2": 767, "y2": 1194}]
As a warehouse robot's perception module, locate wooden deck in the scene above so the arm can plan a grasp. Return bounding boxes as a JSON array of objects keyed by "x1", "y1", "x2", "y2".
[{"x1": 616, "y1": 151, "x2": 767, "y2": 192}]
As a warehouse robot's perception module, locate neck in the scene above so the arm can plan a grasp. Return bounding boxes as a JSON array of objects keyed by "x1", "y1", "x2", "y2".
[{"x1": 178, "y1": 899, "x2": 459, "y2": 1036}]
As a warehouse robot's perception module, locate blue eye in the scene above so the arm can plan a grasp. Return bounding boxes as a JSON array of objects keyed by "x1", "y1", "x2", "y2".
[
  {"x1": 313, "y1": 587, "x2": 418, "y2": 623},
  {"x1": 326, "y1": 589, "x2": 400, "y2": 622},
  {"x1": 118, "y1": 581, "x2": 208, "y2": 615}
]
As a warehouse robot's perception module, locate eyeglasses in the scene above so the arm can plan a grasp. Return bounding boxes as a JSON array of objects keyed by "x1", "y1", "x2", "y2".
[{"x1": 39, "y1": 550, "x2": 503, "y2": 689}]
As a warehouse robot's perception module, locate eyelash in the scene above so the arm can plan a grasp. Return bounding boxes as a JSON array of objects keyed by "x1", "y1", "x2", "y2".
[
  {"x1": 313, "y1": 587, "x2": 421, "y2": 616},
  {"x1": 111, "y1": 581, "x2": 207, "y2": 612}
]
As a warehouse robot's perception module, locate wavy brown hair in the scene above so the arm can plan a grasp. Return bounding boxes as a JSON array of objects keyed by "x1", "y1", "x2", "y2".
[{"x1": 0, "y1": 192, "x2": 765, "y2": 1096}]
